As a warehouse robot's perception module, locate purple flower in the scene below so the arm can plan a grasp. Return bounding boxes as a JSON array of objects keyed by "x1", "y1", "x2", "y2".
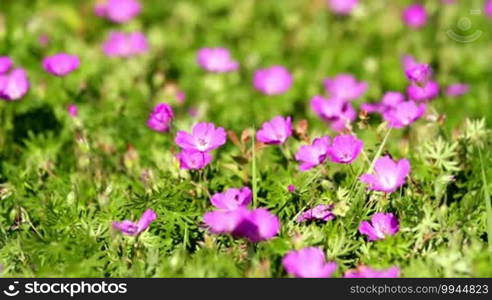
[
  {"x1": 360, "y1": 156, "x2": 410, "y2": 193},
  {"x1": 175, "y1": 122, "x2": 226, "y2": 152},
  {"x1": 203, "y1": 207, "x2": 280, "y2": 243},
  {"x1": 282, "y1": 247, "x2": 337, "y2": 278},
  {"x1": 402, "y1": 4, "x2": 428, "y2": 28},
  {"x1": 176, "y1": 149, "x2": 212, "y2": 170},
  {"x1": 327, "y1": 134, "x2": 363, "y2": 164},
  {"x1": 383, "y1": 101, "x2": 426, "y2": 129},
  {"x1": 42, "y1": 53, "x2": 80, "y2": 77},
  {"x1": 327, "y1": 0, "x2": 358, "y2": 15},
  {"x1": 407, "y1": 80, "x2": 440, "y2": 102},
  {"x1": 486, "y1": 0, "x2": 492, "y2": 18},
  {"x1": 147, "y1": 103, "x2": 174, "y2": 132},
  {"x1": 113, "y1": 208, "x2": 157, "y2": 236},
  {"x1": 344, "y1": 266, "x2": 400, "y2": 278},
  {"x1": 361, "y1": 92, "x2": 404, "y2": 114},
  {"x1": 0, "y1": 68, "x2": 30, "y2": 101},
  {"x1": 295, "y1": 136, "x2": 330, "y2": 171},
  {"x1": 297, "y1": 204, "x2": 335, "y2": 223},
  {"x1": 405, "y1": 64, "x2": 432, "y2": 85},
  {"x1": 311, "y1": 95, "x2": 356, "y2": 131},
  {"x1": 253, "y1": 66, "x2": 293, "y2": 95},
  {"x1": 359, "y1": 212, "x2": 400, "y2": 241},
  {"x1": 445, "y1": 83, "x2": 469, "y2": 97},
  {"x1": 0, "y1": 56, "x2": 13, "y2": 74},
  {"x1": 102, "y1": 31, "x2": 148, "y2": 58},
  {"x1": 197, "y1": 47, "x2": 239, "y2": 73},
  {"x1": 95, "y1": 0, "x2": 141, "y2": 23},
  {"x1": 256, "y1": 116, "x2": 292, "y2": 145},
  {"x1": 210, "y1": 187, "x2": 252, "y2": 211},
  {"x1": 67, "y1": 104, "x2": 78, "y2": 117},
  {"x1": 323, "y1": 74, "x2": 367, "y2": 101},
  {"x1": 287, "y1": 184, "x2": 296, "y2": 193}
]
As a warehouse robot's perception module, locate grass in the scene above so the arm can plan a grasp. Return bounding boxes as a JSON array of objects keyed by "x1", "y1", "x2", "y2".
[{"x1": 0, "y1": 0, "x2": 491, "y2": 277}]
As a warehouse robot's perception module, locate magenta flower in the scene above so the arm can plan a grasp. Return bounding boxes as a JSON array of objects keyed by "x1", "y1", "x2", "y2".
[
  {"x1": 0, "y1": 56, "x2": 13, "y2": 74},
  {"x1": 42, "y1": 53, "x2": 80, "y2": 77},
  {"x1": 445, "y1": 83, "x2": 469, "y2": 97},
  {"x1": 297, "y1": 204, "x2": 335, "y2": 223},
  {"x1": 203, "y1": 207, "x2": 280, "y2": 243},
  {"x1": 282, "y1": 247, "x2": 337, "y2": 278},
  {"x1": 383, "y1": 101, "x2": 426, "y2": 129},
  {"x1": 113, "y1": 208, "x2": 157, "y2": 236},
  {"x1": 253, "y1": 66, "x2": 293, "y2": 95},
  {"x1": 102, "y1": 31, "x2": 148, "y2": 58},
  {"x1": 197, "y1": 47, "x2": 239, "y2": 73},
  {"x1": 287, "y1": 184, "x2": 296, "y2": 193},
  {"x1": 210, "y1": 187, "x2": 252, "y2": 211},
  {"x1": 0, "y1": 68, "x2": 30, "y2": 101},
  {"x1": 323, "y1": 74, "x2": 367, "y2": 101},
  {"x1": 176, "y1": 149, "x2": 212, "y2": 170},
  {"x1": 295, "y1": 136, "x2": 330, "y2": 171},
  {"x1": 402, "y1": 4, "x2": 428, "y2": 28},
  {"x1": 407, "y1": 80, "x2": 440, "y2": 102},
  {"x1": 94, "y1": 0, "x2": 141, "y2": 23},
  {"x1": 67, "y1": 104, "x2": 78, "y2": 117},
  {"x1": 147, "y1": 103, "x2": 174, "y2": 132},
  {"x1": 359, "y1": 212, "x2": 400, "y2": 241},
  {"x1": 311, "y1": 96, "x2": 356, "y2": 132},
  {"x1": 485, "y1": 0, "x2": 492, "y2": 18},
  {"x1": 175, "y1": 122, "x2": 226, "y2": 152},
  {"x1": 360, "y1": 156, "x2": 410, "y2": 193},
  {"x1": 405, "y1": 64, "x2": 432, "y2": 85},
  {"x1": 327, "y1": 0, "x2": 358, "y2": 15},
  {"x1": 327, "y1": 134, "x2": 363, "y2": 164},
  {"x1": 361, "y1": 92, "x2": 404, "y2": 114},
  {"x1": 344, "y1": 266, "x2": 400, "y2": 278},
  {"x1": 256, "y1": 116, "x2": 292, "y2": 145}
]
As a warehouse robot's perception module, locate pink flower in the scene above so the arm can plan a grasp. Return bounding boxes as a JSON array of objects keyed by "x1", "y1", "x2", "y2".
[
  {"x1": 297, "y1": 204, "x2": 335, "y2": 223},
  {"x1": 323, "y1": 74, "x2": 367, "y2": 101},
  {"x1": 102, "y1": 31, "x2": 148, "y2": 58},
  {"x1": 0, "y1": 56, "x2": 13, "y2": 74},
  {"x1": 407, "y1": 80, "x2": 440, "y2": 102},
  {"x1": 445, "y1": 83, "x2": 469, "y2": 97},
  {"x1": 42, "y1": 53, "x2": 80, "y2": 77},
  {"x1": 485, "y1": 0, "x2": 492, "y2": 18},
  {"x1": 210, "y1": 187, "x2": 252, "y2": 211},
  {"x1": 253, "y1": 66, "x2": 293, "y2": 95},
  {"x1": 176, "y1": 149, "x2": 212, "y2": 170},
  {"x1": 256, "y1": 116, "x2": 292, "y2": 145},
  {"x1": 360, "y1": 156, "x2": 410, "y2": 193},
  {"x1": 113, "y1": 208, "x2": 157, "y2": 236},
  {"x1": 383, "y1": 101, "x2": 426, "y2": 129},
  {"x1": 282, "y1": 247, "x2": 337, "y2": 278},
  {"x1": 287, "y1": 184, "x2": 296, "y2": 193},
  {"x1": 326, "y1": 0, "x2": 358, "y2": 15},
  {"x1": 0, "y1": 68, "x2": 30, "y2": 101},
  {"x1": 327, "y1": 134, "x2": 363, "y2": 164},
  {"x1": 176, "y1": 91, "x2": 186, "y2": 103},
  {"x1": 147, "y1": 103, "x2": 174, "y2": 132},
  {"x1": 361, "y1": 92, "x2": 404, "y2": 114},
  {"x1": 344, "y1": 266, "x2": 400, "y2": 278},
  {"x1": 67, "y1": 104, "x2": 78, "y2": 117},
  {"x1": 295, "y1": 136, "x2": 330, "y2": 171},
  {"x1": 203, "y1": 207, "x2": 280, "y2": 243},
  {"x1": 175, "y1": 122, "x2": 226, "y2": 152},
  {"x1": 197, "y1": 47, "x2": 239, "y2": 73},
  {"x1": 310, "y1": 95, "x2": 356, "y2": 131},
  {"x1": 402, "y1": 4, "x2": 428, "y2": 28},
  {"x1": 359, "y1": 212, "x2": 400, "y2": 241},
  {"x1": 95, "y1": 0, "x2": 141, "y2": 23}
]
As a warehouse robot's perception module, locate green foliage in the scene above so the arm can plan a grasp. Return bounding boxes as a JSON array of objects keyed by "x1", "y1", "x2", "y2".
[{"x1": 0, "y1": 0, "x2": 491, "y2": 277}]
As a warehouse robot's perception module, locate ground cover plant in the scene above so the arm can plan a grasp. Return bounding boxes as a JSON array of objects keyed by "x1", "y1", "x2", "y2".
[{"x1": 0, "y1": 0, "x2": 492, "y2": 278}]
